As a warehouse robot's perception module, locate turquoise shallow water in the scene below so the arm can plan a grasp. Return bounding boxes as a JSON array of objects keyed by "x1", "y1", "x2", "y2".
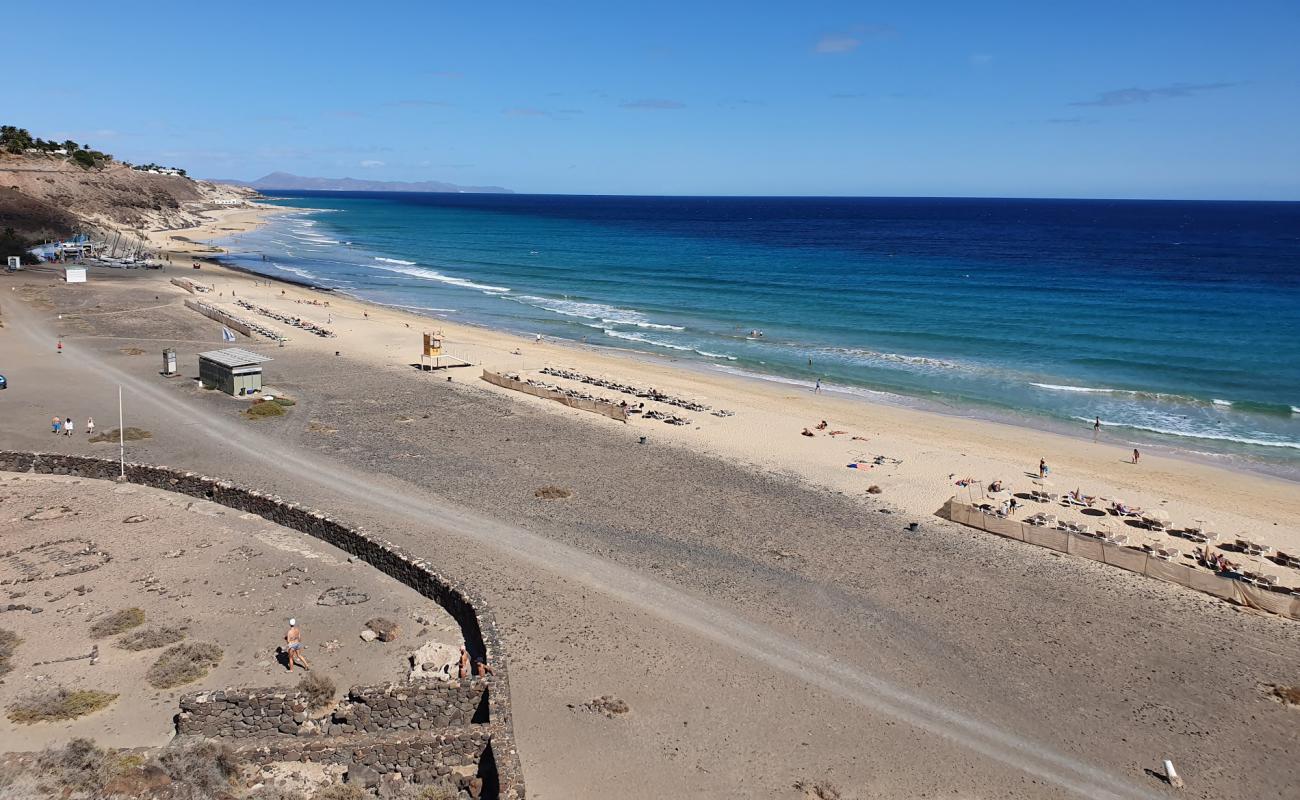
[{"x1": 211, "y1": 192, "x2": 1300, "y2": 475}]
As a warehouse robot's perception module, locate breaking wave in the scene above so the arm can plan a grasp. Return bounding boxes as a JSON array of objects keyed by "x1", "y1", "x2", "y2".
[{"x1": 369, "y1": 264, "x2": 511, "y2": 293}]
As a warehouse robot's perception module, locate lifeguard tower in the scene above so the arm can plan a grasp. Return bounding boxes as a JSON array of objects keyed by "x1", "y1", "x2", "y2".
[{"x1": 418, "y1": 330, "x2": 471, "y2": 371}]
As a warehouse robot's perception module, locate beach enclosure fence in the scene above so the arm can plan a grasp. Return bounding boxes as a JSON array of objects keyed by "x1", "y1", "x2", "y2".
[
  {"x1": 939, "y1": 499, "x2": 1300, "y2": 621},
  {"x1": 482, "y1": 370, "x2": 628, "y2": 422},
  {"x1": 184, "y1": 298, "x2": 254, "y2": 338}
]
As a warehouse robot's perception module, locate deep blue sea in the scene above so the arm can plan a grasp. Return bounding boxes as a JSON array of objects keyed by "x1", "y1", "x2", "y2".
[{"x1": 211, "y1": 192, "x2": 1300, "y2": 474}]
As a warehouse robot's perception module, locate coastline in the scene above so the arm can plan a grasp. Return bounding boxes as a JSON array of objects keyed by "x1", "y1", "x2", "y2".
[{"x1": 142, "y1": 202, "x2": 1300, "y2": 565}]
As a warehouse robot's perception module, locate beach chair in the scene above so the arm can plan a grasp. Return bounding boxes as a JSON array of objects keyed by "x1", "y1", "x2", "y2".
[{"x1": 1110, "y1": 533, "x2": 1129, "y2": 546}]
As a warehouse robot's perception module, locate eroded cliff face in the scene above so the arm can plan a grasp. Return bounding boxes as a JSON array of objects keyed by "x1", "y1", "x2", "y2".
[{"x1": 0, "y1": 153, "x2": 255, "y2": 239}]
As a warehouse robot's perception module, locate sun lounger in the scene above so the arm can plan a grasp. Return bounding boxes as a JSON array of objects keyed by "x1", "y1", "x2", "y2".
[{"x1": 1156, "y1": 547, "x2": 1180, "y2": 561}]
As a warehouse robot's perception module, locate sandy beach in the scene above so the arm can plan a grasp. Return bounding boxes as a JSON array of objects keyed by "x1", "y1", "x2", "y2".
[
  {"x1": 0, "y1": 204, "x2": 1296, "y2": 799},
  {"x1": 158, "y1": 205, "x2": 1300, "y2": 567}
]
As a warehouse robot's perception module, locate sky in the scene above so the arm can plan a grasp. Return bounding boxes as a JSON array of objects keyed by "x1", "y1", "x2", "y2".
[{"x1": 4, "y1": 1, "x2": 1299, "y2": 199}]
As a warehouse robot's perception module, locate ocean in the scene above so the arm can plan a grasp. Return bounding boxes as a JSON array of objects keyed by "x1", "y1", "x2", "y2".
[{"x1": 210, "y1": 193, "x2": 1300, "y2": 474}]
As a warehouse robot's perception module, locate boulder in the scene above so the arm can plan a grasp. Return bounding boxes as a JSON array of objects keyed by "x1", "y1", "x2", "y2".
[
  {"x1": 409, "y1": 640, "x2": 460, "y2": 682},
  {"x1": 365, "y1": 617, "x2": 401, "y2": 642}
]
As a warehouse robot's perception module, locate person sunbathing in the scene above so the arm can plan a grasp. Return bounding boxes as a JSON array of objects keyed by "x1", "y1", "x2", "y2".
[
  {"x1": 988, "y1": 480, "x2": 1004, "y2": 492},
  {"x1": 816, "y1": 420, "x2": 828, "y2": 430},
  {"x1": 801, "y1": 428, "x2": 815, "y2": 437}
]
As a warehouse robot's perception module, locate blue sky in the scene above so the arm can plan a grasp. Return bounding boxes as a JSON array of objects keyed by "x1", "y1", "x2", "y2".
[{"x1": 5, "y1": 1, "x2": 1298, "y2": 198}]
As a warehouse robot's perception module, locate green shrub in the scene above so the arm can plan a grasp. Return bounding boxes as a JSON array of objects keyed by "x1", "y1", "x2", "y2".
[{"x1": 245, "y1": 401, "x2": 286, "y2": 419}]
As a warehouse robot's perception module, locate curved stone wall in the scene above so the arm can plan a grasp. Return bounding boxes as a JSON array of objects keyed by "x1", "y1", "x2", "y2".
[{"x1": 0, "y1": 451, "x2": 524, "y2": 799}]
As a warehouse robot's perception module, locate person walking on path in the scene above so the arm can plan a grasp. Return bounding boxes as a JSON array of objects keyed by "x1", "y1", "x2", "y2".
[
  {"x1": 86, "y1": 417, "x2": 95, "y2": 436},
  {"x1": 52, "y1": 416, "x2": 61, "y2": 434},
  {"x1": 1039, "y1": 458, "x2": 1049, "y2": 478},
  {"x1": 814, "y1": 378, "x2": 822, "y2": 394},
  {"x1": 1132, "y1": 448, "x2": 1140, "y2": 465},
  {"x1": 284, "y1": 618, "x2": 310, "y2": 672},
  {"x1": 1093, "y1": 417, "x2": 1101, "y2": 441},
  {"x1": 63, "y1": 417, "x2": 74, "y2": 436}
]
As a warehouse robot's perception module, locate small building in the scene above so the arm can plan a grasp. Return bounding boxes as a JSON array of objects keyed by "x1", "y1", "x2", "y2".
[
  {"x1": 64, "y1": 266, "x2": 87, "y2": 283},
  {"x1": 197, "y1": 347, "x2": 272, "y2": 396}
]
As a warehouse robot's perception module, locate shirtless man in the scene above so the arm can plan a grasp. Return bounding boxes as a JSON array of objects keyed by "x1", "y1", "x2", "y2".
[{"x1": 285, "y1": 618, "x2": 310, "y2": 672}]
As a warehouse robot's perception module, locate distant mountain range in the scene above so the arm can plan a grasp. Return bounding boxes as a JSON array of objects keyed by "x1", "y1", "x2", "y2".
[{"x1": 214, "y1": 171, "x2": 512, "y2": 194}]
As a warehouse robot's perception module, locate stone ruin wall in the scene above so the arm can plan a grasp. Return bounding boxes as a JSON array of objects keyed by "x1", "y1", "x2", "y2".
[{"x1": 0, "y1": 451, "x2": 524, "y2": 800}]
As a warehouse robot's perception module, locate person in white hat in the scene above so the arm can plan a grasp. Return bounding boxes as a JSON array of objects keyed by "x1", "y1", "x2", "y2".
[{"x1": 284, "y1": 618, "x2": 309, "y2": 672}]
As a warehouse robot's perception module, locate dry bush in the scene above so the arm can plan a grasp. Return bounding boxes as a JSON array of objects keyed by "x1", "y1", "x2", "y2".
[
  {"x1": 116, "y1": 625, "x2": 186, "y2": 651},
  {"x1": 90, "y1": 607, "x2": 145, "y2": 639},
  {"x1": 1274, "y1": 684, "x2": 1300, "y2": 706},
  {"x1": 247, "y1": 787, "x2": 308, "y2": 800},
  {"x1": 534, "y1": 485, "x2": 572, "y2": 499},
  {"x1": 407, "y1": 785, "x2": 458, "y2": 800},
  {"x1": 8, "y1": 687, "x2": 118, "y2": 723},
  {"x1": 0, "y1": 629, "x2": 20, "y2": 676},
  {"x1": 146, "y1": 642, "x2": 223, "y2": 689},
  {"x1": 89, "y1": 426, "x2": 152, "y2": 443},
  {"x1": 866, "y1": 484, "x2": 883, "y2": 494},
  {"x1": 272, "y1": 396, "x2": 297, "y2": 407},
  {"x1": 245, "y1": 401, "x2": 286, "y2": 419},
  {"x1": 794, "y1": 779, "x2": 843, "y2": 800},
  {"x1": 157, "y1": 740, "x2": 241, "y2": 795},
  {"x1": 36, "y1": 737, "x2": 111, "y2": 791},
  {"x1": 313, "y1": 784, "x2": 366, "y2": 800},
  {"x1": 365, "y1": 617, "x2": 401, "y2": 642},
  {"x1": 298, "y1": 672, "x2": 337, "y2": 710}
]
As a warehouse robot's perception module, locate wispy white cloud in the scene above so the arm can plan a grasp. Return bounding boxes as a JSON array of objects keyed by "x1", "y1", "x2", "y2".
[
  {"x1": 1070, "y1": 82, "x2": 1235, "y2": 107},
  {"x1": 359, "y1": 159, "x2": 385, "y2": 168},
  {"x1": 620, "y1": 98, "x2": 685, "y2": 110},
  {"x1": 814, "y1": 24, "x2": 896, "y2": 54}
]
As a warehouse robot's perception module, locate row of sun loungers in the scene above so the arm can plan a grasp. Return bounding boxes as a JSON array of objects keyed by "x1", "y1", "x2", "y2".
[
  {"x1": 236, "y1": 299, "x2": 335, "y2": 338},
  {"x1": 510, "y1": 374, "x2": 693, "y2": 426},
  {"x1": 540, "y1": 367, "x2": 732, "y2": 416}
]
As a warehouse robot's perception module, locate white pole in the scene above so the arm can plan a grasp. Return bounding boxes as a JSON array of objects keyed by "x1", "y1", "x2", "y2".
[{"x1": 118, "y1": 385, "x2": 125, "y2": 479}]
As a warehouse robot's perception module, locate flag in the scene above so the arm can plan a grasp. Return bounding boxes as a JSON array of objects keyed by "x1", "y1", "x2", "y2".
[{"x1": 222, "y1": 327, "x2": 236, "y2": 342}]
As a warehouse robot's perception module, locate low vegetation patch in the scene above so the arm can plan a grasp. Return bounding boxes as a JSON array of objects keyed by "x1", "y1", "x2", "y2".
[
  {"x1": 1274, "y1": 684, "x2": 1300, "y2": 707},
  {"x1": 89, "y1": 426, "x2": 152, "y2": 443},
  {"x1": 146, "y1": 642, "x2": 223, "y2": 689},
  {"x1": 866, "y1": 484, "x2": 883, "y2": 494},
  {"x1": 89, "y1": 607, "x2": 145, "y2": 639},
  {"x1": 118, "y1": 347, "x2": 147, "y2": 356},
  {"x1": 298, "y1": 672, "x2": 336, "y2": 710},
  {"x1": 534, "y1": 485, "x2": 572, "y2": 499},
  {"x1": 156, "y1": 740, "x2": 241, "y2": 795},
  {"x1": 8, "y1": 687, "x2": 118, "y2": 723},
  {"x1": 116, "y1": 625, "x2": 185, "y2": 651},
  {"x1": 245, "y1": 401, "x2": 286, "y2": 419},
  {"x1": 0, "y1": 629, "x2": 20, "y2": 676},
  {"x1": 271, "y1": 396, "x2": 297, "y2": 407}
]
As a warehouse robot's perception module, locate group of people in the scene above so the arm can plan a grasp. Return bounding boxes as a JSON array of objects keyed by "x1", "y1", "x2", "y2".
[{"x1": 51, "y1": 416, "x2": 93, "y2": 436}]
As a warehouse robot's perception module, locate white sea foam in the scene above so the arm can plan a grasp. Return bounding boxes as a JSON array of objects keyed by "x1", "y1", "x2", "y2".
[
  {"x1": 375, "y1": 257, "x2": 417, "y2": 266},
  {"x1": 1212, "y1": 399, "x2": 1233, "y2": 407},
  {"x1": 1072, "y1": 416, "x2": 1300, "y2": 450},
  {"x1": 816, "y1": 346, "x2": 959, "y2": 371},
  {"x1": 603, "y1": 328, "x2": 693, "y2": 351},
  {"x1": 1030, "y1": 383, "x2": 1117, "y2": 394},
  {"x1": 514, "y1": 295, "x2": 683, "y2": 330},
  {"x1": 268, "y1": 262, "x2": 319, "y2": 281},
  {"x1": 370, "y1": 263, "x2": 511, "y2": 293}
]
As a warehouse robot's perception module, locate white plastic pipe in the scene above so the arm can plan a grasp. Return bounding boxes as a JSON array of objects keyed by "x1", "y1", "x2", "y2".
[{"x1": 1164, "y1": 759, "x2": 1184, "y2": 788}]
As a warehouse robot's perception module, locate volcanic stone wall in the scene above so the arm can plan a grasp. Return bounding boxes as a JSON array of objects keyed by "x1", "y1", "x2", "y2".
[
  {"x1": 0, "y1": 451, "x2": 523, "y2": 800},
  {"x1": 177, "y1": 680, "x2": 490, "y2": 738}
]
